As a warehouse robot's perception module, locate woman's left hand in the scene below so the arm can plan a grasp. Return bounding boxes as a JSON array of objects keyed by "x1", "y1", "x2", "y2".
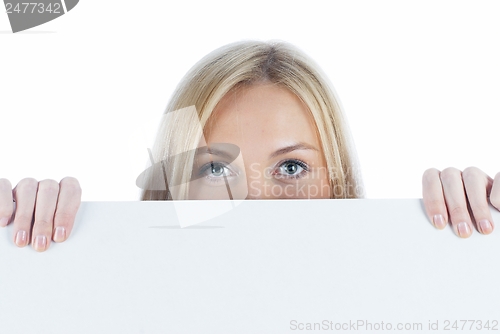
[{"x1": 422, "y1": 167, "x2": 500, "y2": 238}]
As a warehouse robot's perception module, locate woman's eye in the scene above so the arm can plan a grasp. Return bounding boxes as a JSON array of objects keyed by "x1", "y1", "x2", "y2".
[
  {"x1": 198, "y1": 162, "x2": 236, "y2": 182},
  {"x1": 210, "y1": 164, "x2": 226, "y2": 177},
  {"x1": 275, "y1": 159, "x2": 309, "y2": 179},
  {"x1": 282, "y1": 162, "x2": 301, "y2": 174}
]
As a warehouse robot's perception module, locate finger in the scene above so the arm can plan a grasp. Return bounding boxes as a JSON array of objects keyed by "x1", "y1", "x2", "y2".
[
  {"x1": 440, "y1": 167, "x2": 473, "y2": 238},
  {"x1": 0, "y1": 178, "x2": 14, "y2": 227},
  {"x1": 422, "y1": 168, "x2": 449, "y2": 229},
  {"x1": 31, "y1": 179, "x2": 60, "y2": 252},
  {"x1": 12, "y1": 178, "x2": 38, "y2": 247},
  {"x1": 53, "y1": 177, "x2": 82, "y2": 243},
  {"x1": 462, "y1": 167, "x2": 495, "y2": 235},
  {"x1": 490, "y1": 172, "x2": 500, "y2": 211}
]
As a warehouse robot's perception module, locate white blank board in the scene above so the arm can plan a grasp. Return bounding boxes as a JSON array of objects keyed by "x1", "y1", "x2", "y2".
[{"x1": 1, "y1": 199, "x2": 500, "y2": 333}]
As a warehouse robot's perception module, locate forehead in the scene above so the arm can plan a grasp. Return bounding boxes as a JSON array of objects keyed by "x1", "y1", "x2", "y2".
[{"x1": 205, "y1": 83, "x2": 320, "y2": 149}]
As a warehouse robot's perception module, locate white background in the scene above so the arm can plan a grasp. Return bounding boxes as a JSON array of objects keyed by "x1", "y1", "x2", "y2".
[
  {"x1": 0, "y1": 0, "x2": 499, "y2": 201},
  {"x1": 2, "y1": 199, "x2": 500, "y2": 333}
]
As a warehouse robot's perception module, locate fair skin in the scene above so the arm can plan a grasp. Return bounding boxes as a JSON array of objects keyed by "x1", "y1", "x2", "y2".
[
  {"x1": 0, "y1": 177, "x2": 81, "y2": 252},
  {"x1": 189, "y1": 83, "x2": 331, "y2": 200},
  {"x1": 1, "y1": 83, "x2": 499, "y2": 251}
]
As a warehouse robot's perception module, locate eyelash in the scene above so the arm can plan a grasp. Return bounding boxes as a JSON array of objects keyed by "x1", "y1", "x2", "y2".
[
  {"x1": 198, "y1": 161, "x2": 235, "y2": 183},
  {"x1": 273, "y1": 159, "x2": 310, "y2": 180},
  {"x1": 197, "y1": 159, "x2": 310, "y2": 183}
]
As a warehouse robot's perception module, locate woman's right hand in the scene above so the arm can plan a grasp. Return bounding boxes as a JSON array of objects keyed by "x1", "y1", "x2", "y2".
[
  {"x1": 0, "y1": 177, "x2": 82, "y2": 252},
  {"x1": 422, "y1": 167, "x2": 500, "y2": 238}
]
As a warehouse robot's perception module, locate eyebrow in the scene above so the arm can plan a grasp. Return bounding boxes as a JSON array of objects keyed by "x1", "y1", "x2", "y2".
[
  {"x1": 194, "y1": 142, "x2": 319, "y2": 160},
  {"x1": 195, "y1": 147, "x2": 236, "y2": 160},
  {"x1": 268, "y1": 142, "x2": 319, "y2": 159}
]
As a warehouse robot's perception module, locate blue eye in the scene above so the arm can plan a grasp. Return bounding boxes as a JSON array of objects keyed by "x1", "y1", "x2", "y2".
[
  {"x1": 198, "y1": 161, "x2": 236, "y2": 183},
  {"x1": 210, "y1": 163, "x2": 225, "y2": 177},
  {"x1": 275, "y1": 159, "x2": 309, "y2": 179},
  {"x1": 282, "y1": 162, "x2": 300, "y2": 174}
]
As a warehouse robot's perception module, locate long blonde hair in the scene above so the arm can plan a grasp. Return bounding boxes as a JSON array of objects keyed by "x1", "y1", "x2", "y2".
[{"x1": 140, "y1": 40, "x2": 364, "y2": 200}]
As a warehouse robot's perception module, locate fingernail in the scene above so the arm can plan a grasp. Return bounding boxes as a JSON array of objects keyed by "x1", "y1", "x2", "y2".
[
  {"x1": 457, "y1": 222, "x2": 471, "y2": 238},
  {"x1": 15, "y1": 230, "x2": 27, "y2": 247},
  {"x1": 478, "y1": 219, "x2": 493, "y2": 234},
  {"x1": 53, "y1": 227, "x2": 66, "y2": 242},
  {"x1": 433, "y1": 214, "x2": 446, "y2": 229},
  {"x1": 33, "y1": 235, "x2": 47, "y2": 251},
  {"x1": 0, "y1": 217, "x2": 8, "y2": 227}
]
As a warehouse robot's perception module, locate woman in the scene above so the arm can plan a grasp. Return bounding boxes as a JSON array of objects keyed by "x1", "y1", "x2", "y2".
[{"x1": 1, "y1": 40, "x2": 499, "y2": 252}]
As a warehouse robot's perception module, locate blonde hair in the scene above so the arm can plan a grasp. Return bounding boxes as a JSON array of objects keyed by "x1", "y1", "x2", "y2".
[{"x1": 140, "y1": 40, "x2": 363, "y2": 200}]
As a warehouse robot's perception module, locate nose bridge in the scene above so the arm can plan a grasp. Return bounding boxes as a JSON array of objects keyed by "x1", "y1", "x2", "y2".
[{"x1": 245, "y1": 162, "x2": 263, "y2": 199}]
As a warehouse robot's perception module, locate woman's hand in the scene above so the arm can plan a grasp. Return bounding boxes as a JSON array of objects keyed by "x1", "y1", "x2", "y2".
[
  {"x1": 422, "y1": 167, "x2": 500, "y2": 238},
  {"x1": 0, "y1": 177, "x2": 82, "y2": 252}
]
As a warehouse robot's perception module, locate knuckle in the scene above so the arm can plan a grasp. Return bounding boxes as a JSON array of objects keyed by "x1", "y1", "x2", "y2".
[
  {"x1": 14, "y1": 213, "x2": 33, "y2": 224},
  {"x1": 60, "y1": 176, "x2": 79, "y2": 186},
  {"x1": 440, "y1": 167, "x2": 461, "y2": 183},
  {"x1": 17, "y1": 178, "x2": 39, "y2": 193},
  {"x1": 38, "y1": 179, "x2": 60, "y2": 195},
  {"x1": 54, "y1": 211, "x2": 75, "y2": 225},
  {"x1": 469, "y1": 201, "x2": 490, "y2": 216},
  {"x1": 60, "y1": 177, "x2": 82, "y2": 194},
  {"x1": 34, "y1": 219, "x2": 52, "y2": 228},
  {"x1": 422, "y1": 168, "x2": 439, "y2": 183},
  {"x1": 462, "y1": 166, "x2": 482, "y2": 180},
  {"x1": 0, "y1": 178, "x2": 12, "y2": 191},
  {"x1": 426, "y1": 198, "x2": 444, "y2": 211},
  {"x1": 448, "y1": 205, "x2": 467, "y2": 218}
]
